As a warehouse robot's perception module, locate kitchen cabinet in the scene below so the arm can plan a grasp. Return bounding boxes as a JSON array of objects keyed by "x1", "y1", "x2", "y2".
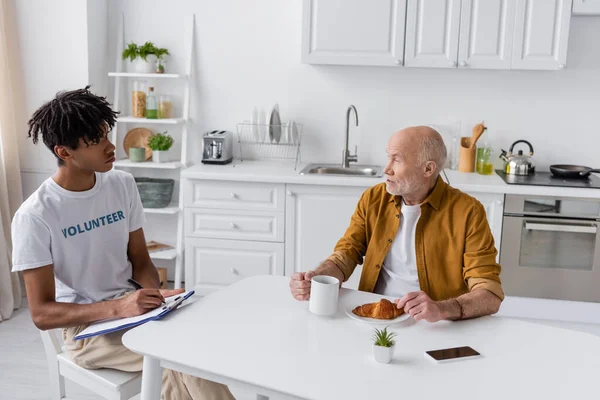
[
  {"x1": 185, "y1": 238, "x2": 284, "y2": 296},
  {"x1": 572, "y1": 0, "x2": 600, "y2": 15},
  {"x1": 512, "y1": 0, "x2": 572, "y2": 70},
  {"x1": 183, "y1": 177, "x2": 504, "y2": 294},
  {"x1": 404, "y1": 0, "x2": 461, "y2": 68},
  {"x1": 457, "y1": 0, "x2": 517, "y2": 70},
  {"x1": 304, "y1": 0, "x2": 572, "y2": 70},
  {"x1": 284, "y1": 184, "x2": 365, "y2": 289},
  {"x1": 301, "y1": 0, "x2": 407, "y2": 66},
  {"x1": 183, "y1": 179, "x2": 285, "y2": 294},
  {"x1": 466, "y1": 192, "x2": 504, "y2": 257}
]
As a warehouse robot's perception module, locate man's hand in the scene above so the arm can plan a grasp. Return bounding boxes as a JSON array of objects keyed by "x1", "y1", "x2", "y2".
[
  {"x1": 116, "y1": 288, "x2": 185, "y2": 318},
  {"x1": 289, "y1": 260, "x2": 346, "y2": 301},
  {"x1": 395, "y1": 291, "x2": 444, "y2": 323},
  {"x1": 289, "y1": 271, "x2": 317, "y2": 301}
]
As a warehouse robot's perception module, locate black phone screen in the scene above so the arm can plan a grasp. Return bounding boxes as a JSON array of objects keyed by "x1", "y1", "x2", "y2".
[{"x1": 426, "y1": 346, "x2": 480, "y2": 361}]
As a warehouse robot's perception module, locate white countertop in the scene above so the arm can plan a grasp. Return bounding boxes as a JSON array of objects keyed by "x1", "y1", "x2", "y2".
[
  {"x1": 181, "y1": 160, "x2": 384, "y2": 187},
  {"x1": 182, "y1": 160, "x2": 600, "y2": 198}
]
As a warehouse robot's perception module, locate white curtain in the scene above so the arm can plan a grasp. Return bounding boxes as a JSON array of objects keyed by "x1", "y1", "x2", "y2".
[{"x1": 0, "y1": 0, "x2": 25, "y2": 321}]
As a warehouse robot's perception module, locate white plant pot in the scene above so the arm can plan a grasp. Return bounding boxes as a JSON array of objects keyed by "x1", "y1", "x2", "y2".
[
  {"x1": 373, "y1": 344, "x2": 395, "y2": 364},
  {"x1": 133, "y1": 57, "x2": 155, "y2": 73},
  {"x1": 152, "y1": 150, "x2": 172, "y2": 163}
]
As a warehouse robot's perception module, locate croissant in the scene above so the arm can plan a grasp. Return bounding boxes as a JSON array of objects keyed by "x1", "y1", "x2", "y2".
[{"x1": 352, "y1": 299, "x2": 405, "y2": 320}]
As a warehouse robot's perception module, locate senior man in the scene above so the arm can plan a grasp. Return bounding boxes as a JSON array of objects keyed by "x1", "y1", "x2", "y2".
[{"x1": 290, "y1": 126, "x2": 503, "y2": 322}]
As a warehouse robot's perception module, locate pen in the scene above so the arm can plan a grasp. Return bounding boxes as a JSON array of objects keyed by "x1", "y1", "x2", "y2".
[{"x1": 128, "y1": 278, "x2": 165, "y2": 305}]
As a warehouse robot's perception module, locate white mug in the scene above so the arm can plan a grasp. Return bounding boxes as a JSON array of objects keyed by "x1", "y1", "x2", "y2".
[{"x1": 309, "y1": 275, "x2": 340, "y2": 316}]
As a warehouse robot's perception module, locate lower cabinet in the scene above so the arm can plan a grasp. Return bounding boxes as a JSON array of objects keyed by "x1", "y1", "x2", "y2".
[
  {"x1": 183, "y1": 179, "x2": 505, "y2": 294},
  {"x1": 464, "y1": 192, "x2": 504, "y2": 256},
  {"x1": 185, "y1": 237, "x2": 284, "y2": 295},
  {"x1": 284, "y1": 184, "x2": 366, "y2": 289}
]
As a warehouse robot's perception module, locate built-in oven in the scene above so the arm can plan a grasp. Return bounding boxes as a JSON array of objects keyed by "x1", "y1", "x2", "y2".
[{"x1": 501, "y1": 195, "x2": 600, "y2": 303}]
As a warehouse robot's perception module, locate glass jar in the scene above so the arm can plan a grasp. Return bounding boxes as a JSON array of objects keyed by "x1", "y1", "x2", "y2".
[
  {"x1": 131, "y1": 80, "x2": 147, "y2": 118},
  {"x1": 146, "y1": 87, "x2": 158, "y2": 119},
  {"x1": 155, "y1": 58, "x2": 167, "y2": 74},
  {"x1": 476, "y1": 147, "x2": 494, "y2": 175},
  {"x1": 158, "y1": 95, "x2": 173, "y2": 119}
]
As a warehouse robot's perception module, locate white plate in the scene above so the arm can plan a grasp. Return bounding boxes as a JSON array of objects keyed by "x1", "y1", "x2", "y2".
[{"x1": 345, "y1": 305, "x2": 410, "y2": 326}]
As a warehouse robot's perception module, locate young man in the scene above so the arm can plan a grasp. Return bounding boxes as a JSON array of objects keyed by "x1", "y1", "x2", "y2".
[{"x1": 12, "y1": 86, "x2": 234, "y2": 399}]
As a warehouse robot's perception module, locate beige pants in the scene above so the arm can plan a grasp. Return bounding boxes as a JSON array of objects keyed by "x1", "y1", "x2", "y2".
[{"x1": 63, "y1": 324, "x2": 235, "y2": 400}]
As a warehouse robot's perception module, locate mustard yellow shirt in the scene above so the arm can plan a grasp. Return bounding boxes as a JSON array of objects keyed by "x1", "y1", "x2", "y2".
[{"x1": 327, "y1": 176, "x2": 504, "y2": 301}]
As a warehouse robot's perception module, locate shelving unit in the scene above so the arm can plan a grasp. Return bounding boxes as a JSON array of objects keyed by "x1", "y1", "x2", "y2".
[
  {"x1": 116, "y1": 116, "x2": 185, "y2": 125},
  {"x1": 108, "y1": 72, "x2": 186, "y2": 79},
  {"x1": 109, "y1": 13, "x2": 195, "y2": 289},
  {"x1": 112, "y1": 160, "x2": 183, "y2": 170}
]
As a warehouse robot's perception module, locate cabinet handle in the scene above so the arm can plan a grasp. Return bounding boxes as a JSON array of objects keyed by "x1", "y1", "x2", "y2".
[
  {"x1": 558, "y1": 64, "x2": 565, "y2": 70},
  {"x1": 230, "y1": 192, "x2": 237, "y2": 199},
  {"x1": 230, "y1": 268, "x2": 238, "y2": 275},
  {"x1": 287, "y1": 191, "x2": 293, "y2": 196},
  {"x1": 394, "y1": 59, "x2": 402, "y2": 65},
  {"x1": 230, "y1": 222, "x2": 237, "y2": 229},
  {"x1": 459, "y1": 61, "x2": 467, "y2": 67}
]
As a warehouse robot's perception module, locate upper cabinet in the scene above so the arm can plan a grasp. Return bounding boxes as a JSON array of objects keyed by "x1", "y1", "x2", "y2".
[
  {"x1": 301, "y1": 0, "x2": 407, "y2": 66},
  {"x1": 572, "y1": 0, "x2": 600, "y2": 15},
  {"x1": 457, "y1": 0, "x2": 517, "y2": 69},
  {"x1": 302, "y1": 0, "x2": 573, "y2": 70},
  {"x1": 404, "y1": 0, "x2": 461, "y2": 68},
  {"x1": 512, "y1": 0, "x2": 572, "y2": 70}
]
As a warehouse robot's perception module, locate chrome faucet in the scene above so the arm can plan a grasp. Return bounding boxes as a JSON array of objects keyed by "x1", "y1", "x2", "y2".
[{"x1": 342, "y1": 105, "x2": 359, "y2": 168}]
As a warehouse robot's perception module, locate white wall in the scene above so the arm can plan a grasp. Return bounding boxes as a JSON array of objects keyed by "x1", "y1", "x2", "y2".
[
  {"x1": 103, "y1": 0, "x2": 600, "y2": 171},
  {"x1": 16, "y1": 0, "x2": 108, "y2": 196},
  {"x1": 16, "y1": 1, "x2": 600, "y2": 183}
]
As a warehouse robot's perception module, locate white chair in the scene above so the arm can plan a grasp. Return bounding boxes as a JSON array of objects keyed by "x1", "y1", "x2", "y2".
[{"x1": 40, "y1": 329, "x2": 142, "y2": 400}]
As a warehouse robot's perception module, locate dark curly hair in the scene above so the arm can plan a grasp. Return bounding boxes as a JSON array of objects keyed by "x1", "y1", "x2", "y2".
[{"x1": 27, "y1": 86, "x2": 119, "y2": 165}]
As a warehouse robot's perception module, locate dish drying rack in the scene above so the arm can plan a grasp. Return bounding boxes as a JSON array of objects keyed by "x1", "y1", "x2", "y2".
[{"x1": 236, "y1": 122, "x2": 303, "y2": 170}]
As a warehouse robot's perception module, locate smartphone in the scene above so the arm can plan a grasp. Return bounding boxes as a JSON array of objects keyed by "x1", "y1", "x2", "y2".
[{"x1": 425, "y1": 346, "x2": 481, "y2": 363}]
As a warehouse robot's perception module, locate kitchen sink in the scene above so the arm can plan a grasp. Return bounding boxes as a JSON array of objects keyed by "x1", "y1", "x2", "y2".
[{"x1": 299, "y1": 163, "x2": 383, "y2": 177}]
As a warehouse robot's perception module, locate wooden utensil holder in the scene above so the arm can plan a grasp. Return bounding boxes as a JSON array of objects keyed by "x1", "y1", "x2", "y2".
[{"x1": 458, "y1": 137, "x2": 476, "y2": 172}]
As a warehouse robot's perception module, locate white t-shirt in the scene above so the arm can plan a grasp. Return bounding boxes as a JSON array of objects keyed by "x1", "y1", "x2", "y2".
[
  {"x1": 11, "y1": 169, "x2": 145, "y2": 304},
  {"x1": 374, "y1": 201, "x2": 421, "y2": 297}
]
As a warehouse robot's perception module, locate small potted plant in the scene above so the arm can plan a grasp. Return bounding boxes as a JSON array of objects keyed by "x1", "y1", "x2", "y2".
[
  {"x1": 122, "y1": 41, "x2": 170, "y2": 74},
  {"x1": 148, "y1": 131, "x2": 174, "y2": 163},
  {"x1": 372, "y1": 327, "x2": 396, "y2": 364}
]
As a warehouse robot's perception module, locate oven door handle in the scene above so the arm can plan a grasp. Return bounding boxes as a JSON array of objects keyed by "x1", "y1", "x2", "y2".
[{"x1": 524, "y1": 222, "x2": 598, "y2": 234}]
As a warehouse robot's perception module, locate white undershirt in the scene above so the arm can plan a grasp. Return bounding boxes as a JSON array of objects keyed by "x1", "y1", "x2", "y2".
[{"x1": 373, "y1": 200, "x2": 421, "y2": 298}]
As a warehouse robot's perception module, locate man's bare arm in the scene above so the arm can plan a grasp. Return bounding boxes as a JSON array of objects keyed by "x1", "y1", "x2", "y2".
[
  {"x1": 313, "y1": 260, "x2": 345, "y2": 285},
  {"x1": 439, "y1": 289, "x2": 502, "y2": 320},
  {"x1": 24, "y1": 265, "x2": 166, "y2": 330},
  {"x1": 128, "y1": 228, "x2": 160, "y2": 289}
]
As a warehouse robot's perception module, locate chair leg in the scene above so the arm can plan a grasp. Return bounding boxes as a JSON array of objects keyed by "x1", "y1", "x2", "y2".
[{"x1": 48, "y1": 360, "x2": 66, "y2": 400}]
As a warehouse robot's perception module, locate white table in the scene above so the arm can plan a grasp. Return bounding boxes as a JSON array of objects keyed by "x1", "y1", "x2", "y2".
[{"x1": 123, "y1": 275, "x2": 600, "y2": 400}]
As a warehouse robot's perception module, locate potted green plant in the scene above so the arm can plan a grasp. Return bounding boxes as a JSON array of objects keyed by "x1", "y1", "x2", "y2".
[
  {"x1": 121, "y1": 41, "x2": 170, "y2": 74},
  {"x1": 148, "y1": 131, "x2": 174, "y2": 163},
  {"x1": 372, "y1": 327, "x2": 396, "y2": 364}
]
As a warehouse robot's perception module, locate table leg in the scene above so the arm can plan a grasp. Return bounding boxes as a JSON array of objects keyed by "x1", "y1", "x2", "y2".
[{"x1": 140, "y1": 356, "x2": 162, "y2": 400}]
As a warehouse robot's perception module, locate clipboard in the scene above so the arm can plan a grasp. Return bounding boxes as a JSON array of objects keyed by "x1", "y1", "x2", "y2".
[{"x1": 74, "y1": 290, "x2": 195, "y2": 340}]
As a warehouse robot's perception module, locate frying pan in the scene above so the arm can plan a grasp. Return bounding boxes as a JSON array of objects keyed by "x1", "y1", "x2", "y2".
[{"x1": 549, "y1": 164, "x2": 600, "y2": 179}]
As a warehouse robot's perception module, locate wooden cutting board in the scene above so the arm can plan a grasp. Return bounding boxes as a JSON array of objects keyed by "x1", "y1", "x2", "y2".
[{"x1": 123, "y1": 128, "x2": 153, "y2": 160}]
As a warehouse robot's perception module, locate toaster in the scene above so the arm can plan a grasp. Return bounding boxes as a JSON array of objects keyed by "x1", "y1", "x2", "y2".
[{"x1": 201, "y1": 130, "x2": 233, "y2": 165}]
